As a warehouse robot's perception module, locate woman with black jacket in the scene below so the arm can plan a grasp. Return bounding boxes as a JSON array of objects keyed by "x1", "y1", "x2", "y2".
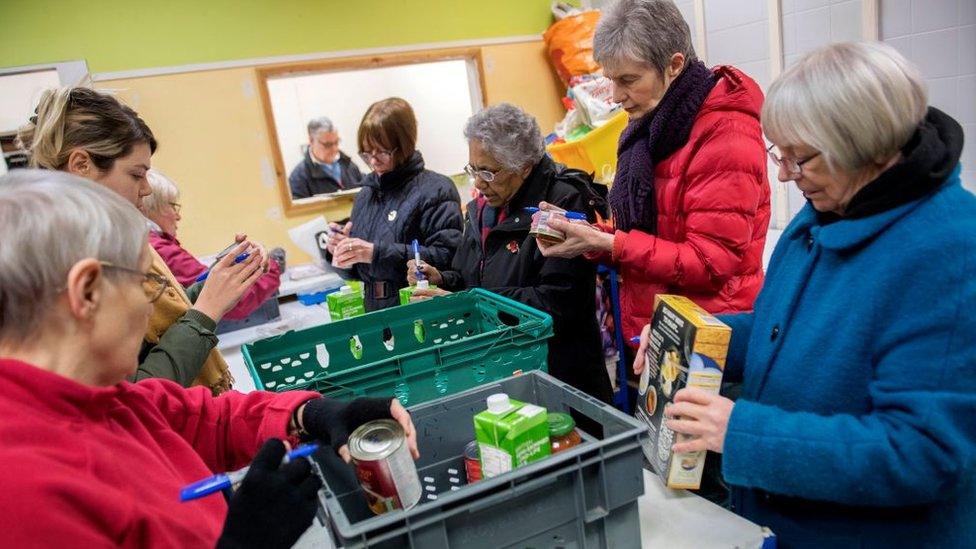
[
  {"x1": 327, "y1": 98, "x2": 463, "y2": 311},
  {"x1": 407, "y1": 103, "x2": 613, "y2": 403}
]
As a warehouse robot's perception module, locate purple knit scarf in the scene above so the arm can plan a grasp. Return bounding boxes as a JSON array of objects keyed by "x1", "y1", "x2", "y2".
[{"x1": 608, "y1": 61, "x2": 717, "y2": 233}]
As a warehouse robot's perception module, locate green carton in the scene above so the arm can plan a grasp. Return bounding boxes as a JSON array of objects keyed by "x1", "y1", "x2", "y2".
[
  {"x1": 474, "y1": 393, "x2": 550, "y2": 478},
  {"x1": 399, "y1": 280, "x2": 437, "y2": 305},
  {"x1": 327, "y1": 285, "x2": 365, "y2": 321}
]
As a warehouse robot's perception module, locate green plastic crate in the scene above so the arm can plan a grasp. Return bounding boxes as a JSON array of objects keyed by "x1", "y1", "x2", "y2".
[{"x1": 242, "y1": 289, "x2": 553, "y2": 406}]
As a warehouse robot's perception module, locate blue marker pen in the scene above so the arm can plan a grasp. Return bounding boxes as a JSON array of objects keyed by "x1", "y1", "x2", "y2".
[
  {"x1": 195, "y1": 252, "x2": 251, "y2": 283},
  {"x1": 630, "y1": 336, "x2": 641, "y2": 345},
  {"x1": 411, "y1": 239, "x2": 424, "y2": 281},
  {"x1": 523, "y1": 206, "x2": 588, "y2": 221},
  {"x1": 180, "y1": 443, "x2": 319, "y2": 502}
]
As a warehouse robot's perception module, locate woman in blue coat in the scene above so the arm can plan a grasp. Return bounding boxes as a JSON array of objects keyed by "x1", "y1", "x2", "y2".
[
  {"x1": 326, "y1": 98, "x2": 463, "y2": 311},
  {"x1": 635, "y1": 42, "x2": 976, "y2": 547}
]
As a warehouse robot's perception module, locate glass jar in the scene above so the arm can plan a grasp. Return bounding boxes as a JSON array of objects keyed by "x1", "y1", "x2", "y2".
[{"x1": 548, "y1": 412, "x2": 582, "y2": 454}]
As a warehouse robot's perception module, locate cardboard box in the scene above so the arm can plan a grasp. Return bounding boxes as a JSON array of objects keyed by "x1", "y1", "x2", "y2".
[
  {"x1": 635, "y1": 294, "x2": 730, "y2": 489},
  {"x1": 327, "y1": 284, "x2": 365, "y2": 321}
]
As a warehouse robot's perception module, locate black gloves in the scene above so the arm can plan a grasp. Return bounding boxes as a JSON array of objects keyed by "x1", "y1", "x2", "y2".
[
  {"x1": 301, "y1": 396, "x2": 394, "y2": 449},
  {"x1": 216, "y1": 439, "x2": 321, "y2": 549}
]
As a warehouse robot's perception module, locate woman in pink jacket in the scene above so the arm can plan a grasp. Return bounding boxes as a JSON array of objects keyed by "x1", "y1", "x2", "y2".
[{"x1": 144, "y1": 169, "x2": 283, "y2": 321}]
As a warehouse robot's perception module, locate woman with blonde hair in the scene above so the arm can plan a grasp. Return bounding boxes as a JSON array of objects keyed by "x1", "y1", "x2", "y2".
[
  {"x1": 16, "y1": 86, "x2": 262, "y2": 393},
  {"x1": 644, "y1": 42, "x2": 976, "y2": 546}
]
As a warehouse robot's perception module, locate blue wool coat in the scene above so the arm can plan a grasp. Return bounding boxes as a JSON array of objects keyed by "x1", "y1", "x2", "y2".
[{"x1": 719, "y1": 168, "x2": 976, "y2": 548}]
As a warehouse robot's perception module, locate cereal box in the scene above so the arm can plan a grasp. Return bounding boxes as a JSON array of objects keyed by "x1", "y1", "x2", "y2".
[{"x1": 635, "y1": 294, "x2": 730, "y2": 489}]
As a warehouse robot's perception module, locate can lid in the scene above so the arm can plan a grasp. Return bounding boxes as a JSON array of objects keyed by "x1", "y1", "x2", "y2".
[
  {"x1": 548, "y1": 412, "x2": 576, "y2": 437},
  {"x1": 348, "y1": 419, "x2": 404, "y2": 460},
  {"x1": 486, "y1": 393, "x2": 511, "y2": 414}
]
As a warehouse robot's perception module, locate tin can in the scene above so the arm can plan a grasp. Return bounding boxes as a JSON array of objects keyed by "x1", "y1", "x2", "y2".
[
  {"x1": 463, "y1": 440, "x2": 481, "y2": 483},
  {"x1": 529, "y1": 210, "x2": 568, "y2": 244},
  {"x1": 348, "y1": 419, "x2": 422, "y2": 515}
]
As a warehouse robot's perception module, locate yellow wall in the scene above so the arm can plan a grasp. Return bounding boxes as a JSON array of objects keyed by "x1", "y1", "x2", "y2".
[{"x1": 98, "y1": 40, "x2": 564, "y2": 263}]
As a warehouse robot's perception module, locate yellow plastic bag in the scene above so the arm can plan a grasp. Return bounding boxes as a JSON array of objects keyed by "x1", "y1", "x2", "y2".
[{"x1": 543, "y1": 10, "x2": 602, "y2": 86}]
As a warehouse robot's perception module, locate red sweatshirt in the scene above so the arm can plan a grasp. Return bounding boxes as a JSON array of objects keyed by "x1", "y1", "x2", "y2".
[
  {"x1": 0, "y1": 358, "x2": 319, "y2": 547},
  {"x1": 149, "y1": 231, "x2": 282, "y2": 321}
]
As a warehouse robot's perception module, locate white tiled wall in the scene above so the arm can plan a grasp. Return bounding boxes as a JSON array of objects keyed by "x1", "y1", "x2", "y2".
[
  {"x1": 880, "y1": 0, "x2": 976, "y2": 191},
  {"x1": 782, "y1": 0, "x2": 864, "y2": 67},
  {"x1": 702, "y1": 0, "x2": 773, "y2": 88}
]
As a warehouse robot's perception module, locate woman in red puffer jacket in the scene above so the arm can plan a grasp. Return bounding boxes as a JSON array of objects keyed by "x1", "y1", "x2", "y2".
[{"x1": 539, "y1": 0, "x2": 770, "y2": 345}]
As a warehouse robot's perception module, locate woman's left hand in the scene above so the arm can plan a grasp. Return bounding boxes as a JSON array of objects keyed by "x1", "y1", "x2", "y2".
[
  {"x1": 666, "y1": 387, "x2": 735, "y2": 454},
  {"x1": 410, "y1": 287, "x2": 451, "y2": 302},
  {"x1": 332, "y1": 238, "x2": 374, "y2": 268}
]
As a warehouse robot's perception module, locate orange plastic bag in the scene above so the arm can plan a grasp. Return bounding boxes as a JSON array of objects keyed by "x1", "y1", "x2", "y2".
[{"x1": 543, "y1": 10, "x2": 602, "y2": 86}]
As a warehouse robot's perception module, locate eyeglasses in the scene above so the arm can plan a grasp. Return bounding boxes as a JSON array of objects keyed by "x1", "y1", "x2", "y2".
[
  {"x1": 359, "y1": 148, "x2": 396, "y2": 164},
  {"x1": 464, "y1": 163, "x2": 506, "y2": 184},
  {"x1": 100, "y1": 261, "x2": 170, "y2": 303},
  {"x1": 767, "y1": 144, "x2": 821, "y2": 177},
  {"x1": 168, "y1": 202, "x2": 182, "y2": 214}
]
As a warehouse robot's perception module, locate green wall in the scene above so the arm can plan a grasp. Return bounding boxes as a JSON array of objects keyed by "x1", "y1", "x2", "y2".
[{"x1": 0, "y1": 0, "x2": 554, "y2": 74}]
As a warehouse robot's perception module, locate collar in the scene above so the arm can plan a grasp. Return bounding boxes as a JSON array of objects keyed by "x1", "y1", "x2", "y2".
[
  {"x1": 361, "y1": 151, "x2": 425, "y2": 193},
  {"x1": 0, "y1": 358, "x2": 129, "y2": 418},
  {"x1": 786, "y1": 166, "x2": 960, "y2": 251}
]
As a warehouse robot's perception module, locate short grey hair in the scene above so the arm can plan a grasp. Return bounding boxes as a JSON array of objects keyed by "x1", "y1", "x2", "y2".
[
  {"x1": 594, "y1": 0, "x2": 697, "y2": 74},
  {"x1": 307, "y1": 116, "x2": 336, "y2": 137},
  {"x1": 464, "y1": 103, "x2": 545, "y2": 171},
  {"x1": 0, "y1": 169, "x2": 148, "y2": 343},
  {"x1": 144, "y1": 169, "x2": 180, "y2": 215},
  {"x1": 763, "y1": 41, "x2": 928, "y2": 173}
]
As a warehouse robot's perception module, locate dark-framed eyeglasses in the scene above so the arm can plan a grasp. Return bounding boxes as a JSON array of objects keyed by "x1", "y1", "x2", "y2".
[
  {"x1": 767, "y1": 144, "x2": 821, "y2": 177},
  {"x1": 359, "y1": 148, "x2": 396, "y2": 164},
  {"x1": 464, "y1": 163, "x2": 506, "y2": 183},
  {"x1": 100, "y1": 261, "x2": 170, "y2": 303},
  {"x1": 168, "y1": 202, "x2": 182, "y2": 214}
]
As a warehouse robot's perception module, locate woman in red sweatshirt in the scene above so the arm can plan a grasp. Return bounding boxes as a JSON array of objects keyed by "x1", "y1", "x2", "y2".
[{"x1": 0, "y1": 170, "x2": 416, "y2": 548}]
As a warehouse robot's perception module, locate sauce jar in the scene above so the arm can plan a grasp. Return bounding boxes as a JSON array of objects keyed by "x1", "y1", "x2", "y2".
[{"x1": 548, "y1": 412, "x2": 582, "y2": 454}]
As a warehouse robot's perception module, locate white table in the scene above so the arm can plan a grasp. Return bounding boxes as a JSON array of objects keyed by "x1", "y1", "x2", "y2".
[{"x1": 215, "y1": 299, "x2": 768, "y2": 548}]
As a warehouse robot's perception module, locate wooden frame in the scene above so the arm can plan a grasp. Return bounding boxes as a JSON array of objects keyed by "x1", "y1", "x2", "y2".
[{"x1": 256, "y1": 47, "x2": 488, "y2": 217}]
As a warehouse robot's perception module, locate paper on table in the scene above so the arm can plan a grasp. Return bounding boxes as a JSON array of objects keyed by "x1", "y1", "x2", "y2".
[{"x1": 287, "y1": 216, "x2": 331, "y2": 267}]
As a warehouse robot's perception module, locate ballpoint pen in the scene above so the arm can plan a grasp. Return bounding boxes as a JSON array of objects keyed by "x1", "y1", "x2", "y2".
[
  {"x1": 523, "y1": 206, "x2": 588, "y2": 221},
  {"x1": 179, "y1": 443, "x2": 320, "y2": 502},
  {"x1": 194, "y1": 252, "x2": 251, "y2": 283}
]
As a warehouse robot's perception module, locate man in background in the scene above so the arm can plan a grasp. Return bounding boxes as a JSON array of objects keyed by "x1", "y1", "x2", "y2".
[{"x1": 288, "y1": 116, "x2": 363, "y2": 199}]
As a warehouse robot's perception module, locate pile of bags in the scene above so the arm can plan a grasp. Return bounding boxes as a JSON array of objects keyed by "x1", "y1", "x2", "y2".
[{"x1": 543, "y1": 3, "x2": 621, "y2": 145}]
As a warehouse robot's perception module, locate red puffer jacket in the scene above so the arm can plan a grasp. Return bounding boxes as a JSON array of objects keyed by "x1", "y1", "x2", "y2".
[{"x1": 592, "y1": 66, "x2": 770, "y2": 344}]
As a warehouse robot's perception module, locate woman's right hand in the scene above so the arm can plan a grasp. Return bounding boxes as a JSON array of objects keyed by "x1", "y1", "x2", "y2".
[
  {"x1": 325, "y1": 222, "x2": 352, "y2": 255},
  {"x1": 406, "y1": 260, "x2": 443, "y2": 286},
  {"x1": 192, "y1": 241, "x2": 264, "y2": 322},
  {"x1": 632, "y1": 324, "x2": 651, "y2": 375}
]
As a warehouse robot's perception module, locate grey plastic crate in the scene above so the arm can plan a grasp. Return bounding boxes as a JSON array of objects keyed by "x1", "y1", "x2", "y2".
[
  {"x1": 215, "y1": 294, "x2": 281, "y2": 335},
  {"x1": 311, "y1": 370, "x2": 649, "y2": 548}
]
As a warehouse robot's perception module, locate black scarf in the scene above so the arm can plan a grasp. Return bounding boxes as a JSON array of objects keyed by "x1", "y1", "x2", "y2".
[
  {"x1": 817, "y1": 107, "x2": 964, "y2": 224},
  {"x1": 608, "y1": 60, "x2": 718, "y2": 233}
]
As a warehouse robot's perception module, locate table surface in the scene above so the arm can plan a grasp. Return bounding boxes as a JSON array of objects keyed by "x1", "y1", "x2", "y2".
[{"x1": 218, "y1": 297, "x2": 769, "y2": 548}]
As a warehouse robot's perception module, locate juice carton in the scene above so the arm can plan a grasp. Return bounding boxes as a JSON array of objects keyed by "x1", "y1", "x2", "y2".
[
  {"x1": 635, "y1": 294, "x2": 730, "y2": 490},
  {"x1": 398, "y1": 279, "x2": 437, "y2": 305},
  {"x1": 474, "y1": 393, "x2": 550, "y2": 478},
  {"x1": 327, "y1": 284, "x2": 365, "y2": 321}
]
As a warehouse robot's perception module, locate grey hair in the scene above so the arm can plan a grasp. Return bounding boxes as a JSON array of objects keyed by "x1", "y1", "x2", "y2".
[
  {"x1": 463, "y1": 103, "x2": 545, "y2": 171},
  {"x1": 0, "y1": 169, "x2": 148, "y2": 343},
  {"x1": 143, "y1": 169, "x2": 180, "y2": 215},
  {"x1": 594, "y1": 0, "x2": 697, "y2": 74},
  {"x1": 763, "y1": 41, "x2": 928, "y2": 173},
  {"x1": 307, "y1": 116, "x2": 336, "y2": 137}
]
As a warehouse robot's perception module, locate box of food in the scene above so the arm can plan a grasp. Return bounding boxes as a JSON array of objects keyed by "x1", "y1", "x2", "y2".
[
  {"x1": 635, "y1": 294, "x2": 730, "y2": 489},
  {"x1": 473, "y1": 394, "x2": 550, "y2": 478},
  {"x1": 327, "y1": 284, "x2": 365, "y2": 321}
]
